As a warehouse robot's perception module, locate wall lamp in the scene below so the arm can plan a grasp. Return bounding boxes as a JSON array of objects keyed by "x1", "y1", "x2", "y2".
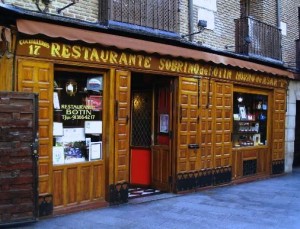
[
  {"x1": 182, "y1": 20, "x2": 207, "y2": 38},
  {"x1": 0, "y1": 27, "x2": 13, "y2": 59},
  {"x1": 32, "y1": 0, "x2": 51, "y2": 13}
]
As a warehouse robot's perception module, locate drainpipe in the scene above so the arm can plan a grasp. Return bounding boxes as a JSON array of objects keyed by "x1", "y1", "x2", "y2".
[
  {"x1": 276, "y1": 0, "x2": 282, "y2": 60},
  {"x1": 277, "y1": 0, "x2": 281, "y2": 29},
  {"x1": 188, "y1": 0, "x2": 194, "y2": 42}
]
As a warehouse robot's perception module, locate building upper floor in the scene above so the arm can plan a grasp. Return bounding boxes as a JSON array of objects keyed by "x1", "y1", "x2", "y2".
[{"x1": 1, "y1": 0, "x2": 300, "y2": 73}]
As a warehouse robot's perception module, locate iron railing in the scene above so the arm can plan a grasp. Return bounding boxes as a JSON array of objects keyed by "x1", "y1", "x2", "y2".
[
  {"x1": 235, "y1": 17, "x2": 282, "y2": 61},
  {"x1": 106, "y1": 0, "x2": 178, "y2": 32}
]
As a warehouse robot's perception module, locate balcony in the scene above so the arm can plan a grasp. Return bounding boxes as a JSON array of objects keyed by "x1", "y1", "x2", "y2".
[
  {"x1": 100, "y1": 0, "x2": 178, "y2": 33},
  {"x1": 234, "y1": 17, "x2": 282, "y2": 61}
]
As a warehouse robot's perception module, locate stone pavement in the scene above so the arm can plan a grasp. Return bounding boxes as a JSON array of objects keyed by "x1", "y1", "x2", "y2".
[{"x1": 17, "y1": 168, "x2": 300, "y2": 229}]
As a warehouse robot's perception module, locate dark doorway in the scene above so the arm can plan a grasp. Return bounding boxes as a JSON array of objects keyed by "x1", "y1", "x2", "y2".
[
  {"x1": 129, "y1": 74, "x2": 173, "y2": 198},
  {"x1": 294, "y1": 101, "x2": 300, "y2": 167}
]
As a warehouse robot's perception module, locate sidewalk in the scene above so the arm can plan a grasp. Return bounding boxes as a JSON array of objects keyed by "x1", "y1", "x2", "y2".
[{"x1": 18, "y1": 168, "x2": 300, "y2": 229}]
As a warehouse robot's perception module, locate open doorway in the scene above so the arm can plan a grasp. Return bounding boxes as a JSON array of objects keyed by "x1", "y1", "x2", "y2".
[
  {"x1": 129, "y1": 73, "x2": 173, "y2": 198},
  {"x1": 293, "y1": 101, "x2": 300, "y2": 167}
]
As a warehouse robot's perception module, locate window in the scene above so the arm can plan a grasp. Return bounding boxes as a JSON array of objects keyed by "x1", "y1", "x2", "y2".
[
  {"x1": 232, "y1": 92, "x2": 268, "y2": 148},
  {"x1": 52, "y1": 71, "x2": 103, "y2": 164}
]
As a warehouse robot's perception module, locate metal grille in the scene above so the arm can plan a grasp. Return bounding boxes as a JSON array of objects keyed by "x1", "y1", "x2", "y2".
[
  {"x1": 243, "y1": 159, "x2": 257, "y2": 176},
  {"x1": 235, "y1": 17, "x2": 282, "y2": 61},
  {"x1": 110, "y1": 0, "x2": 178, "y2": 32},
  {"x1": 131, "y1": 91, "x2": 152, "y2": 147}
]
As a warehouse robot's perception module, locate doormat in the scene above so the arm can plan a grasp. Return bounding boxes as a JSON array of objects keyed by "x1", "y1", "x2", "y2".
[{"x1": 128, "y1": 187, "x2": 161, "y2": 199}]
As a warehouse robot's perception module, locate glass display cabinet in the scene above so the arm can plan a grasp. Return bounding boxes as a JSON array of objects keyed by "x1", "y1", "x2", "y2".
[{"x1": 232, "y1": 92, "x2": 268, "y2": 148}]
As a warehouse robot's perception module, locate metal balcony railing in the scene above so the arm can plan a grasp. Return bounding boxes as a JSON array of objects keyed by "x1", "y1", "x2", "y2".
[
  {"x1": 107, "y1": 0, "x2": 178, "y2": 32},
  {"x1": 234, "y1": 17, "x2": 282, "y2": 61}
]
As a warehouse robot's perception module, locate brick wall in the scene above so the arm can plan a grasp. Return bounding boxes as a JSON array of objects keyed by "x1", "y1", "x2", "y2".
[
  {"x1": 248, "y1": 0, "x2": 277, "y2": 27},
  {"x1": 281, "y1": 0, "x2": 299, "y2": 67},
  {"x1": 179, "y1": 0, "x2": 239, "y2": 50},
  {"x1": 4, "y1": 0, "x2": 98, "y2": 22},
  {"x1": 179, "y1": 0, "x2": 189, "y2": 35},
  {"x1": 3, "y1": 0, "x2": 300, "y2": 69},
  {"x1": 179, "y1": 0, "x2": 299, "y2": 68}
]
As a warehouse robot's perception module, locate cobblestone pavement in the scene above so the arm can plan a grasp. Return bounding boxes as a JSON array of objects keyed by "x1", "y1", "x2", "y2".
[{"x1": 13, "y1": 168, "x2": 300, "y2": 229}]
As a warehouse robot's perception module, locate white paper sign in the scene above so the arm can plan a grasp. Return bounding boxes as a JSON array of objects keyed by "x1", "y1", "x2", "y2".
[
  {"x1": 53, "y1": 92, "x2": 60, "y2": 109},
  {"x1": 53, "y1": 122, "x2": 63, "y2": 136},
  {"x1": 53, "y1": 146, "x2": 64, "y2": 164},
  {"x1": 85, "y1": 121, "x2": 102, "y2": 134},
  {"x1": 56, "y1": 128, "x2": 86, "y2": 143},
  {"x1": 89, "y1": 142, "x2": 102, "y2": 160}
]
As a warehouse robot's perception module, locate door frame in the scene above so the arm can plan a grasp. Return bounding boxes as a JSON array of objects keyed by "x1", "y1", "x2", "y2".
[
  {"x1": 151, "y1": 77, "x2": 174, "y2": 192},
  {"x1": 128, "y1": 74, "x2": 175, "y2": 192}
]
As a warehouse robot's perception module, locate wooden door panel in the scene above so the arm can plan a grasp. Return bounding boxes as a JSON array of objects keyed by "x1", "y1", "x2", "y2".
[
  {"x1": 199, "y1": 79, "x2": 214, "y2": 170},
  {"x1": 52, "y1": 162, "x2": 105, "y2": 208},
  {"x1": 272, "y1": 89, "x2": 286, "y2": 160},
  {"x1": 80, "y1": 166, "x2": 92, "y2": 201},
  {"x1": 151, "y1": 145, "x2": 170, "y2": 191},
  {"x1": 177, "y1": 77, "x2": 199, "y2": 172},
  {"x1": 214, "y1": 82, "x2": 232, "y2": 168},
  {"x1": 66, "y1": 167, "x2": 77, "y2": 205},
  {"x1": 53, "y1": 169, "x2": 64, "y2": 207},
  {"x1": 18, "y1": 59, "x2": 53, "y2": 196},
  {"x1": 93, "y1": 164, "x2": 105, "y2": 199},
  {"x1": 115, "y1": 70, "x2": 131, "y2": 183}
]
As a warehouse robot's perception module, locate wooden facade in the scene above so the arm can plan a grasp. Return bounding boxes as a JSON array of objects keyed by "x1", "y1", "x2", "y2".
[{"x1": 0, "y1": 19, "x2": 289, "y2": 217}]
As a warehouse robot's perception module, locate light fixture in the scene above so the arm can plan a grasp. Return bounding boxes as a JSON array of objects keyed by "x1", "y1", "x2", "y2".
[
  {"x1": 0, "y1": 27, "x2": 13, "y2": 59},
  {"x1": 182, "y1": 20, "x2": 207, "y2": 38},
  {"x1": 57, "y1": 0, "x2": 79, "y2": 14},
  {"x1": 66, "y1": 80, "x2": 77, "y2": 96},
  {"x1": 225, "y1": 36, "x2": 252, "y2": 50},
  {"x1": 237, "y1": 95, "x2": 243, "y2": 103},
  {"x1": 32, "y1": 0, "x2": 51, "y2": 13}
]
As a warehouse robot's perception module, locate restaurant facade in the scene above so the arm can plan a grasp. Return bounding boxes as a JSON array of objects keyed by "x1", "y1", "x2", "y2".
[{"x1": 0, "y1": 5, "x2": 293, "y2": 223}]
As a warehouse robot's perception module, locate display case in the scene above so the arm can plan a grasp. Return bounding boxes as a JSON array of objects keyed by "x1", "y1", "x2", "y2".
[{"x1": 232, "y1": 92, "x2": 268, "y2": 148}]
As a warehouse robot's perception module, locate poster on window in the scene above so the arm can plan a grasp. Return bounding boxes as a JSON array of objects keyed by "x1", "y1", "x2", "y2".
[
  {"x1": 53, "y1": 146, "x2": 65, "y2": 165},
  {"x1": 239, "y1": 106, "x2": 247, "y2": 120},
  {"x1": 160, "y1": 114, "x2": 169, "y2": 133},
  {"x1": 85, "y1": 121, "x2": 102, "y2": 134},
  {"x1": 56, "y1": 128, "x2": 86, "y2": 163},
  {"x1": 89, "y1": 142, "x2": 102, "y2": 160},
  {"x1": 86, "y1": 95, "x2": 102, "y2": 111}
]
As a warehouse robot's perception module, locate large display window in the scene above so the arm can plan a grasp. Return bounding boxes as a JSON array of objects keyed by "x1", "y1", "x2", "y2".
[
  {"x1": 52, "y1": 71, "x2": 103, "y2": 164},
  {"x1": 232, "y1": 91, "x2": 268, "y2": 148}
]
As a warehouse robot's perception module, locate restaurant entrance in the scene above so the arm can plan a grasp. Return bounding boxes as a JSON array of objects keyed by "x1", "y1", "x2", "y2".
[{"x1": 129, "y1": 74, "x2": 173, "y2": 198}]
